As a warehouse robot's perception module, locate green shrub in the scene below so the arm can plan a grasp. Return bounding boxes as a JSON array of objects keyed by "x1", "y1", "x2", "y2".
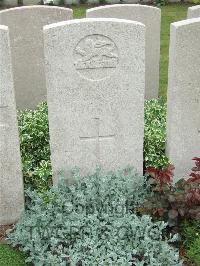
[
  {"x1": 17, "y1": 102, "x2": 51, "y2": 191},
  {"x1": 144, "y1": 97, "x2": 169, "y2": 169},
  {"x1": 18, "y1": 98, "x2": 169, "y2": 191},
  {"x1": 181, "y1": 221, "x2": 200, "y2": 265},
  {"x1": 0, "y1": 244, "x2": 26, "y2": 266},
  {"x1": 8, "y1": 168, "x2": 181, "y2": 266},
  {"x1": 189, "y1": 0, "x2": 200, "y2": 4},
  {"x1": 154, "y1": 0, "x2": 166, "y2": 6}
]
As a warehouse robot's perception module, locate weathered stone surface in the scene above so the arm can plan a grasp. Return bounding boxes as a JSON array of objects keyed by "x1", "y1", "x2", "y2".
[
  {"x1": 167, "y1": 18, "x2": 200, "y2": 180},
  {"x1": 23, "y1": 0, "x2": 42, "y2": 4},
  {"x1": 0, "y1": 26, "x2": 24, "y2": 225},
  {"x1": 87, "y1": 5, "x2": 160, "y2": 99},
  {"x1": 0, "y1": 6, "x2": 73, "y2": 110},
  {"x1": 44, "y1": 18, "x2": 145, "y2": 183},
  {"x1": 3, "y1": 0, "x2": 18, "y2": 6},
  {"x1": 187, "y1": 5, "x2": 200, "y2": 19}
]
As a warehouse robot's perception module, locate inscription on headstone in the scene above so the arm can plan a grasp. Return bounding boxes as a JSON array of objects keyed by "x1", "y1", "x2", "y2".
[
  {"x1": 80, "y1": 117, "x2": 115, "y2": 162},
  {"x1": 87, "y1": 5, "x2": 161, "y2": 99},
  {"x1": 44, "y1": 18, "x2": 145, "y2": 183},
  {"x1": 74, "y1": 34, "x2": 119, "y2": 80}
]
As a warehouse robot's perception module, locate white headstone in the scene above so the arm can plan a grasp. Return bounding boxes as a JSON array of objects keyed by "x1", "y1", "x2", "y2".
[
  {"x1": 87, "y1": 5, "x2": 161, "y2": 99},
  {"x1": 0, "y1": 26, "x2": 24, "y2": 225},
  {"x1": 187, "y1": 5, "x2": 200, "y2": 19},
  {"x1": 44, "y1": 18, "x2": 145, "y2": 183},
  {"x1": 167, "y1": 18, "x2": 200, "y2": 180},
  {"x1": 23, "y1": 0, "x2": 42, "y2": 4},
  {"x1": 3, "y1": 0, "x2": 18, "y2": 6},
  {"x1": 0, "y1": 6, "x2": 73, "y2": 110}
]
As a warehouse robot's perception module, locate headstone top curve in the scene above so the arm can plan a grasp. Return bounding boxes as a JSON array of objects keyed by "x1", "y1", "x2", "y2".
[
  {"x1": 87, "y1": 4, "x2": 161, "y2": 13},
  {"x1": 43, "y1": 17, "x2": 145, "y2": 31},
  {"x1": 0, "y1": 5, "x2": 73, "y2": 15},
  {"x1": 171, "y1": 17, "x2": 200, "y2": 28}
]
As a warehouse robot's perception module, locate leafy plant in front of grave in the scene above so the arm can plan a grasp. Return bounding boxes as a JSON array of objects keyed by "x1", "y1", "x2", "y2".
[
  {"x1": 144, "y1": 97, "x2": 169, "y2": 170},
  {"x1": 8, "y1": 167, "x2": 182, "y2": 266},
  {"x1": 181, "y1": 220, "x2": 200, "y2": 265},
  {"x1": 17, "y1": 102, "x2": 51, "y2": 191},
  {"x1": 139, "y1": 157, "x2": 200, "y2": 227},
  {"x1": 18, "y1": 98, "x2": 169, "y2": 192},
  {"x1": 18, "y1": 96, "x2": 169, "y2": 191}
]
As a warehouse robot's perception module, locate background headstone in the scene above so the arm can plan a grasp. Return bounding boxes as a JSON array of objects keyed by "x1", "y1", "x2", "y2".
[
  {"x1": 187, "y1": 5, "x2": 200, "y2": 19},
  {"x1": 44, "y1": 18, "x2": 145, "y2": 183},
  {"x1": 87, "y1": 5, "x2": 161, "y2": 99},
  {"x1": 3, "y1": 0, "x2": 18, "y2": 6},
  {"x1": 167, "y1": 18, "x2": 200, "y2": 180},
  {"x1": 0, "y1": 6, "x2": 73, "y2": 110},
  {"x1": 23, "y1": 0, "x2": 43, "y2": 4},
  {"x1": 0, "y1": 26, "x2": 24, "y2": 225}
]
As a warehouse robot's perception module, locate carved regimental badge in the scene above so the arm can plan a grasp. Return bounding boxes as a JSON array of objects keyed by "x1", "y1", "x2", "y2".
[{"x1": 74, "y1": 34, "x2": 119, "y2": 81}]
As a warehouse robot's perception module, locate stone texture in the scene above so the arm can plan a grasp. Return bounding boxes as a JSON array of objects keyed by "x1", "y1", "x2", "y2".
[
  {"x1": 44, "y1": 18, "x2": 145, "y2": 183},
  {"x1": 167, "y1": 18, "x2": 200, "y2": 180},
  {"x1": 0, "y1": 26, "x2": 24, "y2": 225},
  {"x1": 87, "y1": 5, "x2": 160, "y2": 99},
  {"x1": 0, "y1": 6, "x2": 73, "y2": 110},
  {"x1": 3, "y1": 0, "x2": 18, "y2": 6},
  {"x1": 22, "y1": 0, "x2": 40, "y2": 5},
  {"x1": 187, "y1": 5, "x2": 200, "y2": 19}
]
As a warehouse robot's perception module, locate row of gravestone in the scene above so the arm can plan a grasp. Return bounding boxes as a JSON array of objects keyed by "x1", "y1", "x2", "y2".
[
  {"x1": 1, "y1": 0, "x2": 197, "y2": 6},
  {"x1": 0, "y1": 4, "x2": 200, "y2": 225},
  {"x1": 0, "y1": 4, "x2": 160, "y2": 110}
]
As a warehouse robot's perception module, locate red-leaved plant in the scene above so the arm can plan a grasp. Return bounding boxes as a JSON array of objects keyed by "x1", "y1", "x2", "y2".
[{"x1": 141, "y1": 158, "x2": 200, "y2": 227}]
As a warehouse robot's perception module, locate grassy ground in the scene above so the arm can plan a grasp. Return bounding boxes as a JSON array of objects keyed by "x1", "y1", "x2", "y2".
[
  {"x1": 73, "y1": 3, "x2": 191, "y2": 97},
  {"x1": 159, "y1": 3, "x2": 190, "y2": 96},
  {"x1": 0, "y1": 3, "x2": 193, "y2": 265},
  {"x1": 0, "y1": 245, "x2": 26, "y2": 266}
]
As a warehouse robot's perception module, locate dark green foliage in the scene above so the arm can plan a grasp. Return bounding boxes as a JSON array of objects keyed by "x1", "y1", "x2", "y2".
[
  {"x1": 0, "y1": 244, "x2": 26, "y2": 266},
  {"x1": 79, "y1": 0, "x2": 87, "y2": 4},
  {"x1": 144, "y1": 97, "x2": 169, "y2": 169},
  {"x1": 181, "y1": 221, "x2": 200, "y2": 265},
  {"x1": 99, "y1": 0, "x2": 107, "y2": 4},
  {"x1": 154, "y1": 0, "x2": 166, "y2": 6},
  {"x1": 8, "y1": 168, "x2": 181, "y2": 266},
  {"x1": 17, "y1": 102, "x2": 51, "y2": 191}
]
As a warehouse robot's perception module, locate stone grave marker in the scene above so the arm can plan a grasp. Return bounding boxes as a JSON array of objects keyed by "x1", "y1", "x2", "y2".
[
  {"x1": 187, "y1": 5, "x2": 200, "y2": 19},
  {"x1": 0, "y1": 26, "x2": 24, "y2": 225},
  {"x1": 87, "y1": 5, "x2": 161, "y2": 99},
  {"x1": 0, "y1": 6, "x2": 73, "y2": 110},
  {"x1": 44, "y1": 18, "x2": 145, "y2": 183},
  {"x1": 167, "y1": 18, "x2": 200, "y2": 180}
]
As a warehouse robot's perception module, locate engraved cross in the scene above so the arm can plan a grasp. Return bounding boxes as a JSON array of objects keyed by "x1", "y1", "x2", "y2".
[{"x1": 80, "y1": 118, "x2": 115, "y2": 162}]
